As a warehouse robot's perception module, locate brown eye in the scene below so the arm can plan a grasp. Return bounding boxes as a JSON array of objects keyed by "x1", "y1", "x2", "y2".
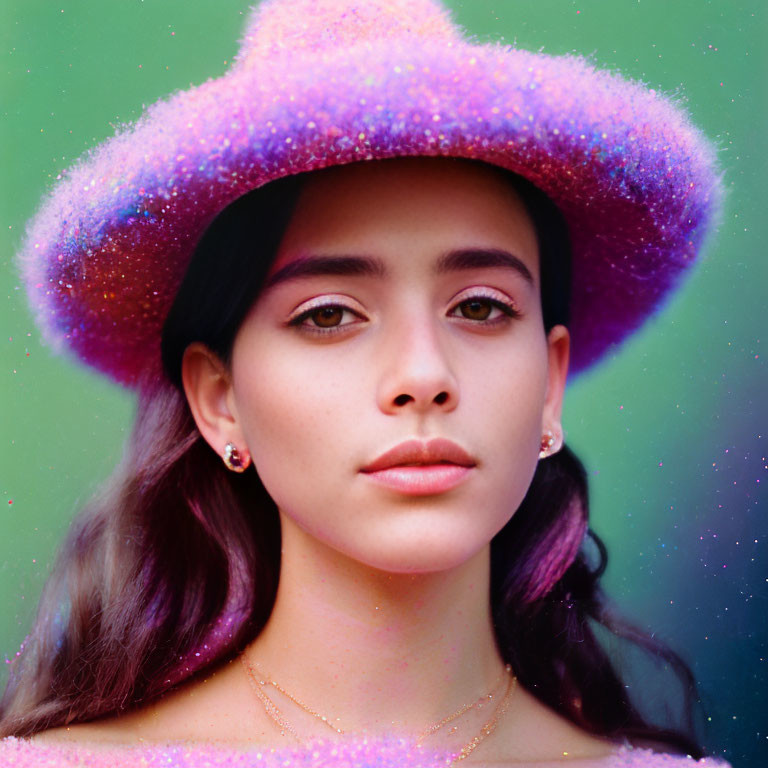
[
  {"x1": 311, "y1": 306, "x2": 345, "y2": 327},
  {"x1": 459, "y1": 299, "x2": 493, "y2": 321},
  {"x1": 289, "y1": 302, "x2": 366, "y2": 335}
]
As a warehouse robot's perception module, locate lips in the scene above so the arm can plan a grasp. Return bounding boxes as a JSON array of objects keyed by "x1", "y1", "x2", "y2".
[
  {"x1": 360, "y1": 438, "x2": 476, "y2": 473},
  {"x1": 359, "y1": 438, "x2": 476, "y2": 496}
]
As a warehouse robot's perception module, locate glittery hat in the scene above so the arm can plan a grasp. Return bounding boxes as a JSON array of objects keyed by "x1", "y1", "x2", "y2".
[{"x1": 21, "y1": 0, "x2": 721, "y2": 386}]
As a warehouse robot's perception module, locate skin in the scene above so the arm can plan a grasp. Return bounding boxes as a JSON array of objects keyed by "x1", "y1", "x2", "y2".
[
  {"x1": 214, "y1": 156, "x2": 565, "y2": 576},
  {"x1": 36, "y1": 158, "x2": 623, "y2": 763}
]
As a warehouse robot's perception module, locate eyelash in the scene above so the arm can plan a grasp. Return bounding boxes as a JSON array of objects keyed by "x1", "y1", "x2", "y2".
[
  {"x1": 449, "y1": 294, "x2": 521, "y2": 325},
  {"x1": 287, "y1": 292, "x2": 521, "y2": 336},
  {"x1": 286, "y1": 303, "x2": 363, "y2": 336}
]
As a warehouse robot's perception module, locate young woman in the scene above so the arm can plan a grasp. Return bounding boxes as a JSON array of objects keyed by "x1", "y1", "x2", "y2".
[{"x1": 1, "y1": 0, "x2": 729, "y2": 765}]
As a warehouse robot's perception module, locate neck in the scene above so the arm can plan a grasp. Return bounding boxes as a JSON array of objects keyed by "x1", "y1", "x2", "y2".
[{"x1": 246, "y1": 513, "x2": 506, "y2": 736}]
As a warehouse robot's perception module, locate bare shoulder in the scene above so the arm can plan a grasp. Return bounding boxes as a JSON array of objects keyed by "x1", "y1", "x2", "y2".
[
  {"x1": 30, "y1": 657, "x2": 271, "y2": 748},
  {"x1": 484, "y1": 683, "x2": 622, "y2": 764},
  {"x1": 482, "y1": 685, "x2": 705, "y2": 765}
]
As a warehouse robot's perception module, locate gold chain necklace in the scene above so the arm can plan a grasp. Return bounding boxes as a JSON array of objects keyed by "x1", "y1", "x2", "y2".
[
  {"x1": 240, "y1": 654, "x2": 517, "y2": 763},
  {"x1": 450, "y1": 672, "x2": 517, "y2": 763}
]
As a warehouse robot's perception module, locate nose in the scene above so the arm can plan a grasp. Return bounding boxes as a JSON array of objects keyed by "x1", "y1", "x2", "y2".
[{"x1": 376, "y1": 313, "x2": 460, "y2": 415}]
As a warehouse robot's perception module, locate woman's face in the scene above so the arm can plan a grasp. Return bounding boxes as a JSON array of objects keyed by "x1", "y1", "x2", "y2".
[{"x1": 197, "y1": 158, "x2": 568, "y2": 573}]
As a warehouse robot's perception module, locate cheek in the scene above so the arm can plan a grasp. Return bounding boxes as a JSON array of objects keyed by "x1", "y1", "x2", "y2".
[
  {"x1": 231, "y1": 340, "x2": 363, "y2": 494},
  {"x1": 469, "y1": 331, "x2": 549, "y2": 434},
  {"x1": 471, "y1": 333, "x2": 549, "y2": 504}
]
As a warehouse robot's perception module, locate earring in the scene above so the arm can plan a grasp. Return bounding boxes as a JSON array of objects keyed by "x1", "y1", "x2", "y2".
[
  {"x1": 223, "y1": 442, "x2": 249, "y2": 472},
  {"x1": 539, "y1": 431, "x2": 558, "y2": 460}
]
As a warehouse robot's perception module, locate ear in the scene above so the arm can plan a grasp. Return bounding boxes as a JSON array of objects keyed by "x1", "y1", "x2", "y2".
[
  {"x1": 181, "y1": 342, "x2": 251, "y2": 468},
  {"x1": 541, "y1": 324, "x2": 570, "y2": 452}
]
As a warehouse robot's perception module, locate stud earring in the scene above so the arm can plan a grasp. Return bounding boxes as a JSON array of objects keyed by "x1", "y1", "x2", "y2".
[
  {"x1": 223, "y1": 442, "x2": 249, "y2": 472},
  {"x1": 539, "y1": 431, "x2": 558, "y2": 460}
]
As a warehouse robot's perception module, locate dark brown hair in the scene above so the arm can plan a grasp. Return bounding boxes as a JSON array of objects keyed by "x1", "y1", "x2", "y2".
[{"x1": 1, "y1": 161, "x2": 706, "y2": 756}]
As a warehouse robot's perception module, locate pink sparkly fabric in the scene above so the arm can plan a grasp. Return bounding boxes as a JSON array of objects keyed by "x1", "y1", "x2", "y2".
[
  {"x1": 0, "y1": 736, "x2": 734, "y2": 768},
  {"x1": 20, "y1": 0, "x2": 722, "y2": 386}
]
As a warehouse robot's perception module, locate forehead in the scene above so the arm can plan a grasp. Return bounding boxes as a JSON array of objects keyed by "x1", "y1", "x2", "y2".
[{"x1": 269, "y1": 157, "x2": 540, "y2": 280}]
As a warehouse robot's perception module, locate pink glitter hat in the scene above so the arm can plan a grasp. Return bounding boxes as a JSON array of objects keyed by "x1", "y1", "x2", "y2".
[{"x1": 20, "y1": 0, "x2": 721, "y2": 386}]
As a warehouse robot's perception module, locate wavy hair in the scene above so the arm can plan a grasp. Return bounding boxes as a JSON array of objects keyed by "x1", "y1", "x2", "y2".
[{"x1": 1, "y1": 161, "x2": 706, "y2": 756}]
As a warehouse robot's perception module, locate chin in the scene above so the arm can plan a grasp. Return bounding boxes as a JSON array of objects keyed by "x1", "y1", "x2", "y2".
[
  {"x1": 277, "y1": 491, "x2": 514, "y2": 576},
  {"x1": 336, "y1": 521, "x2": 496, "y2": 576}
]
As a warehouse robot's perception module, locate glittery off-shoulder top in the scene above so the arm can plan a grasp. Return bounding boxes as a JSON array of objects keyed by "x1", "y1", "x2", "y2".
[{"x1": 0, "y1": 735, "x2": 734, "y2": 767}]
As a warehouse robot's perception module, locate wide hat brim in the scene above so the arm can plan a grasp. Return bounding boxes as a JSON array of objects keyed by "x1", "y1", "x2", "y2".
[{"x1": 21, "y1": 0, "x2": 721, "y2": 387}]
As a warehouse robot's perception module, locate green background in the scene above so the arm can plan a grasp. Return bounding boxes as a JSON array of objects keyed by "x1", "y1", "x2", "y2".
[{"x1": 1, "y1": 1, "x2": 765, "y2": 765}]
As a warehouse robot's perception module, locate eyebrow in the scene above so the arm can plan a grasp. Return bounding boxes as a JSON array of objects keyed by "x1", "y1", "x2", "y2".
[
  {"x1": 263, "y1": 248, "x2": 535, "y2": 290},
  {"x1": 264, "y1": 254, "x2": 385, "y2": 289},
  {"x1": 437, "y1": 248, "x2": 534, "y2": 285}
]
